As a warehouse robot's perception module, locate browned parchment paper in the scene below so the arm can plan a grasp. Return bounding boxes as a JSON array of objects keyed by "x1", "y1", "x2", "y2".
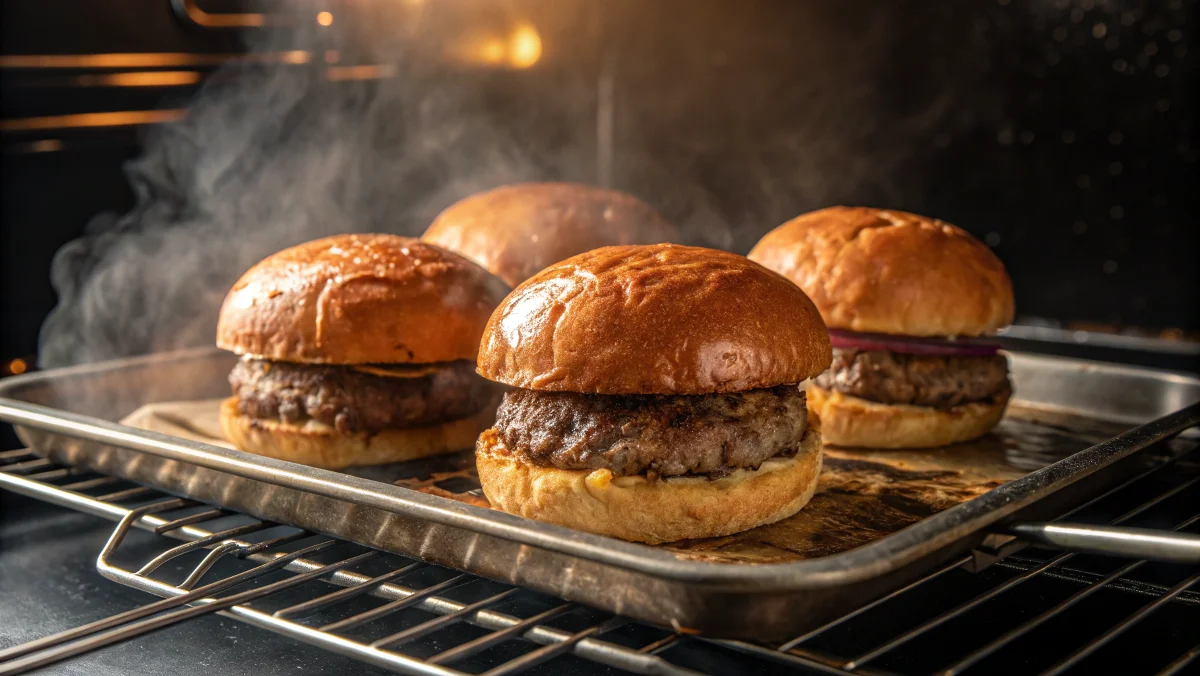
[{"x1": 121, "y1": 400, "x2": 1127, "y2": 564}]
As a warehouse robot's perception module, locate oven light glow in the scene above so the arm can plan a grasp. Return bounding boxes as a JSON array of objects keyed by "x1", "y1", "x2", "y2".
[
  {"x1": 479, "y1": 40, "x2": 507, "y2": 65},
  {"x1": 460, "y1": 23, "x2": 543, "y2": 69},
  {"x1": 29, "y1": 139, "x2": 64, "y2": 153},
  {"x1": 326, "y1": 64, "x2": 397, "y2": 81},
  {"x1": 76, "y1": 71, "x2": 203, "y2": 87},
  {"x1": 509, "y1": 24, "x2": 542, "y2": 69}
]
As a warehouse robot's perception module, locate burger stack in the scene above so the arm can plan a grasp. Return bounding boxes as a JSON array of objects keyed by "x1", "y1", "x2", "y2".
[
  {"x1": 216, "y1": 234, "x2": 509, "y2": 468},
  {"x1": 749, "y1": 206, "x2": 1015, "y2": 449},
  {"x1": 473, "y1": 244, "x2": 831, "y2": 543}
]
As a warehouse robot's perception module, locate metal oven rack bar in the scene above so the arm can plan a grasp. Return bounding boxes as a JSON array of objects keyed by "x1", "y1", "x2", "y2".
[{"x1": 1, "y1": 440, "x2": 1198, "y2": 676}]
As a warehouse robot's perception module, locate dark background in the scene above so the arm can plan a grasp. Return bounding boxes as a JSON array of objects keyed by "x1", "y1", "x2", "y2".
[{"x1": 2, "y1": 0, "x2": 1197, "y2": 371}]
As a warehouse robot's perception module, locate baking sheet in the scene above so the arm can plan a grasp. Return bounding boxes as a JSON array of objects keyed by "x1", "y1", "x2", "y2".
[
  {"x1": 121, "y1": 397, "x2": 1127, "y2": 563},
  {"x1": 4, "y1": 347, "x2": 1197, "y2": 639}
]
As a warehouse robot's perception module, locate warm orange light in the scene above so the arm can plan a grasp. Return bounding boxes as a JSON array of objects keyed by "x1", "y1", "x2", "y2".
[
  {"x1": 0, "y1": 51, "x2": 310, "y2": 68},
  {"x1": 325, "y1": 64, "x2": 397, "y2": 82},
  {"x1": 9, "y1": 359, "x2": 27, "y2": 375},
  {"x1": 316, "y1": 11, "x2": 333, "y2": 26},
  {"x1": 479, "y1": 40, "x2": 506, "y2": 65},
  {"x1": 29, "y1": 139, "x2": 64, "y2": 153},
  {"x1": 76, "y1": 71, "x2": 202, "y2": 87},
  {"x1": 508, "y1": 24, "x2": 542, "y2": 69},
  {"x1": 178, "y1": 0, "x2": 265, "y2": 28},
  {"x1": 273, "y1": 51, "x2": 312, "y2": 65},
  {"x1": 455, "y1": 24, "x2": 543, "y2": 69},
  {"x1": 0, "y1": 110, "x2": 187, "y2": 133}
]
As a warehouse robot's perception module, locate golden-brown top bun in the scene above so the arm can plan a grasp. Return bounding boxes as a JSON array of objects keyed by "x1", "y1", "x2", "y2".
[
  {"x1": 477, "y1": 244, "x2": 832, "y2": 394},
  {"x1": 748, "y1": 206, "x2": 1015, "y2": 337},
  {"x1": 217, "y1": 234, "x2": 510, "y2": 365},
  {"x1": 421, "y1": 182, "x2": 680, "y2": 287}
]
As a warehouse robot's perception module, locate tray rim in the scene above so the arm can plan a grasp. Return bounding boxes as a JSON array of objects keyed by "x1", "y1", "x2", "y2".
[{"x1": 2, "y1": 347, "x2": 1198, "y2": 590}]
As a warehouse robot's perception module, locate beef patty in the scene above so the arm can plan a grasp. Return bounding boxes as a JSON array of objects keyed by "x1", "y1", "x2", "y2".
[
  {"x1": 493, "y1": 385, "x2": 809, "y2": 478},
  {"x1": 813, "y1": 348, "x2": 1010, "y2": 408},
  {"x1": 230, "y1": 359, "x2": 496, "y2": 434}
]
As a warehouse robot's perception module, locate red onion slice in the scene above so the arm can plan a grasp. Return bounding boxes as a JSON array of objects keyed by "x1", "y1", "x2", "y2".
[{"x1": 828, "y1": 329, "x2": 1000, "y2": 356}]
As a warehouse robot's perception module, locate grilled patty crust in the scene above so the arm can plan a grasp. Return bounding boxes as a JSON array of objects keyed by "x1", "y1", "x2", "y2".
[
  {"x1": 231, "y1": 359, "x2": 496, "y2": 434},
  {"x1": 813, "y1": 348, "x2": 1010, "y2": 409},
  {"x1": 493, "y1": 385, "x2": 808, "y2": 478}
]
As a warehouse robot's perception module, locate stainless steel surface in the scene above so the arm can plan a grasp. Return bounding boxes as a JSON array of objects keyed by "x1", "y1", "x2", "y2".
[
  {"x1": 1008, "y1": 522, "x2": 1200, "y2": 565},
  {"x1": 999, "y1": 324, "x2": 1200, "y2": 357},
  {"x1": 1, "y1": 348, "x2": 1198, "y2": 639},
  {"x1": 2, "y1": 444, "x2": 1196, "y2": 674}
]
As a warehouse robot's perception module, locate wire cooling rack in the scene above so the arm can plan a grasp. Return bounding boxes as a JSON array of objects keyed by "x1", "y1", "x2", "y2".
[{"x1": 1, "y1": 440, "x2": 1197, "y2": 675}]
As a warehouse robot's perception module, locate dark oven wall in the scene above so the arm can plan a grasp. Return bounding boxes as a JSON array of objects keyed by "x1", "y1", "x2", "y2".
[
  {"x1": 1, "y1": 0, "x2": 281, "y2": 362},
  {"x1": 602, "y1": 0, "x2": 1198, "y2": 337},
  {"x1": 1, "y1": 0, "x2": 1197, "y2": 375}
]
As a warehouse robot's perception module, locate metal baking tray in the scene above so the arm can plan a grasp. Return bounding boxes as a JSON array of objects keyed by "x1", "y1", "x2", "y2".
[{"x1": 1, "y1": 347, "x2": 1198, "y2": 640}]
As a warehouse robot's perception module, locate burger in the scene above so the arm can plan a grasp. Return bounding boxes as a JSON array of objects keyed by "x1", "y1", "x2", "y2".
[
  {"x1": 421, "y1": 182, "x2": 680, "y2": 288},
  {"x1": 473, "y1": 244, "x2": 832, "y2": 544},
  {"x1": 748, "y1": 206, "x2": 1015, "y2": 449},
  {"x1": 216, "y1": 234, "x2": 510, "y2": 469}
]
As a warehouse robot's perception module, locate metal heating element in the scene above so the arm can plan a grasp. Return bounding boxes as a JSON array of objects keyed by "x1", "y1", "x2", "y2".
[{"x1": 1, "y1": 441, "x2": 1198, "y2": 676}]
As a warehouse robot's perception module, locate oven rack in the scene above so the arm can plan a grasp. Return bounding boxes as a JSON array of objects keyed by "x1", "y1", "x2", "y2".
[{"x1": 0, "y1": 443, "x2": 1197, "y2": 676}]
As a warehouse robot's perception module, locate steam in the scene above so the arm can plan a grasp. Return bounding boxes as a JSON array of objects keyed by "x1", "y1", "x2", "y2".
[{"x1": 39, "y1": 2, "x2": 981, "y2": 368}]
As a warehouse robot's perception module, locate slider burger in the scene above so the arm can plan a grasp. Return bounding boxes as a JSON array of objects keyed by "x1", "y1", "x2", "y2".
[
  {"x1": 473, "y1": 244, "x2": 832, "y2": 543},
  {"x1": 748, "y1": 206, "x2": 1015, "y2": 449},
  {"x1": 421, "y1": 182, "x2": 679, "y2": 287},
  {"x1": 216, "y1": 234, "x2": 509, "y2": 468}
]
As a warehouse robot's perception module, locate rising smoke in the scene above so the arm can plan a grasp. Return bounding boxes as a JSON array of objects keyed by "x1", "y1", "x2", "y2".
[{"x1": 38, "y1": 1, "x2": 985, "y2": 368}]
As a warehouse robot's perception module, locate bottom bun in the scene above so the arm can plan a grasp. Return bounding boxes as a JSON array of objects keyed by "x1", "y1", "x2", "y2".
[
  {"x1": 807, "y1": 385, "x2": 1009, "y2": 449},
  {"x1": 220, "y1": 397, "x2": 493, "y2": 469},
  {"x1": 475, "y1": 427, "x2": 823, "y2": 544}
]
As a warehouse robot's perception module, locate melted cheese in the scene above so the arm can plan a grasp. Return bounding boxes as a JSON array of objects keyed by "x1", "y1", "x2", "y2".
[{"x1": 350, "y1": 363, "x2": 445, "y2": 378}]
